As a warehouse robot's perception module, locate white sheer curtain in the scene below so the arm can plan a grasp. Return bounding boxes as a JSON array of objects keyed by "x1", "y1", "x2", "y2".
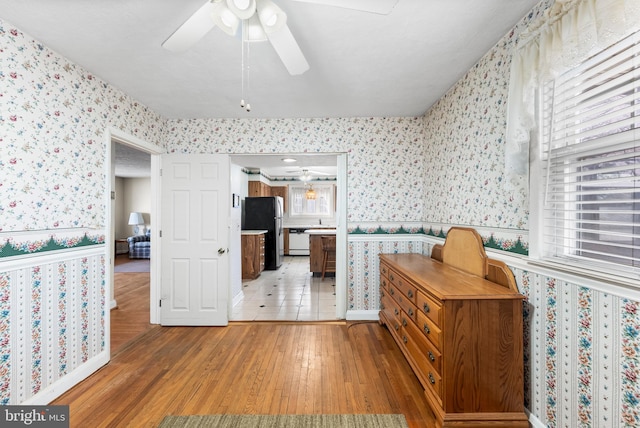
[{"x1": 505, "y1": 0, "x2": 640, "y2": 182}]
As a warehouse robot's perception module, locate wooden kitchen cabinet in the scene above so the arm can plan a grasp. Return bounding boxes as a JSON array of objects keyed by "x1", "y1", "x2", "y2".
[
  {"x1": 379, "y1": 228, "x2": 527, "y2": 428},
  {"x1": 248, "y1": 181, "x2": 270, "y2": 197},
  {"x1": 270, "y1": 186, "x2": 287, "y2": 212},
  {"x1": 241, "y1": 232, "x2": 265, "y2": 280}
]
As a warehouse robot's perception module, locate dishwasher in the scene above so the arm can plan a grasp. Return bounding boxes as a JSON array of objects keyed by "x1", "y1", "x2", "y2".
[{"x1": 288, "y1": 228, "x2": 310, "y2": 255}]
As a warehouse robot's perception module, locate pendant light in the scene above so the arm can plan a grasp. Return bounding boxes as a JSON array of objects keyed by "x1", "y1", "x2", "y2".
[{"x1": 305, "y1": 184, "x2": 316, "y2": 200}]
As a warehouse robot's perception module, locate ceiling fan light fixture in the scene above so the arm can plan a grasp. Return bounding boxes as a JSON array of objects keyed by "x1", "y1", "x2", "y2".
[
  {"x1": 211, "y1": 3, "x2": 240, "y2": 36},
  {"x1": 244, "y1": 14, "x2": 268, "y2": 42},
  {"x1": 300, "y1": 169, "x2": 313, "y2": 182},
  {"x1": 256, "y1": 0, "x2": 287, "y2": 34},
  {"x1": 226, "y1": 0, "x2": 257, "y2": 19}
]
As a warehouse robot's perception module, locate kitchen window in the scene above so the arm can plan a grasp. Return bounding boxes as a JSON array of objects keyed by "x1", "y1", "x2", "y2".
[
  {"x1": 289, "y1": 184, "x2": 334, "y2": 216},
  {"x1": 536, "y1": 30, "x2": 640, "y2": 280}
]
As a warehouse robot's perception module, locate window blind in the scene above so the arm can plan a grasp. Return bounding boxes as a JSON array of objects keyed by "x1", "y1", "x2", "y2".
[{"x1": 541, "y1": 30, "x2": 640, "y2": 278}]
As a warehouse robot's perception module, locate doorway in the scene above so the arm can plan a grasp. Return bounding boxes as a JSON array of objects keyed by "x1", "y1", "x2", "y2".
[
  {"x1": 106, "y1": 128, "x2": 163, "y2": 355},
  {"x1": 228, "y1": 153, "x2": 347, "y2": 321}
]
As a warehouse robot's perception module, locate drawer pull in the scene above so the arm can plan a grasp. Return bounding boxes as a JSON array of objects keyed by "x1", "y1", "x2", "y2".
[
  {"x1": 423, "y1": 323, "x2": 431, "y2": 335},
  {"x1": 423, "y1": 303, "x2": 430, "y2": 313},
  {"x1": 428, "y1": 351, "x2": 435, "y2": 362},
  {"x1": 394, "y1": 323, "x2": 400, "y2": 331},
  {"x1": 402, "y1": 335, "x2": 408, "y2": 344},
  {"x1": 390, "y1": 288, "x2": 395, "y2": 295},
  {"x1": 390, "y1": 274, "x2": 394, "y2": 281},
  {"x1": 408, "y1": 308, "x2": 414, "y2": 317},
  {"x1": 394, "y1": 308, "x2": 399, "y2": 316},
  {"x1": 408, "y1": 290, "x2": 413, "y2": 298},
  {"x1": 402, "y1": 318, "x2": 408, "y2": 327},
  {"x1": 382, "y1": 280, "x2": 387, "y2": 287},
  {"x1": 428, "y1": 373, "x2": 436, "y2": 384},
  {"x1": 380, "y1": 303, "x2": 385, "y2": 310}
]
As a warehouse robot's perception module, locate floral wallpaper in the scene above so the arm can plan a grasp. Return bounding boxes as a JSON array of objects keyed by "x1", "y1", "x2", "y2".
[
  {"x1": 0, "y1": 20, "x2": 164, "y2": 233},
  {"x1": 0, "y1": 17, "x2": 162, "y2": 405},
  {"x1": 422, "y1": 1, "x2": 552, "y2": 231},
  {"x1": 162, "y1": 117, "x2": 424, "y2": 223},
  {"x1": 514, "y1": 266, "x2": 640, "y2": 428},
  {"x1": 2, "y1": 2, "x2": 640, "y2": 425},
  {"x1": 419, "y1": 0, "x2": 640, "y2": 426}
]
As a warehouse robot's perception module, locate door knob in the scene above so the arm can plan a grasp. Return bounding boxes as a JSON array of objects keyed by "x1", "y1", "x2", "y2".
[{"x1": 218, "y1": 248, "x2": 226, "y2": 254}]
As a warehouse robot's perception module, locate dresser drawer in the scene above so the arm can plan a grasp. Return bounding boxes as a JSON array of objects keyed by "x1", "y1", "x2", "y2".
[
  {"x1": 380, "y1": 262, "x2": 390, "y2": 278},
  {"x1": 381, "y1": 293, "x2": 402, "y2": 334},
  {"x1": 401, "y1": 326, "x2": 442, "y2": 400},
  {"x1": 391, "y1": 285, "x2": 418, "y2": 322},
  {"x1": 389, "y1": 270, "x2": 417, "y2": 304},
  {"x1": 380, "y1": 273, "x2": 390, "y2": 293},
  {"x1": 417, "y1": 290, "x2": 442, "y2": 327},
  {"x1": 404, "y1": 315, "x2": 442, "y2": 374},
  {"x1": 417, "y1": 309, "x2": 442, "y2": 350}
]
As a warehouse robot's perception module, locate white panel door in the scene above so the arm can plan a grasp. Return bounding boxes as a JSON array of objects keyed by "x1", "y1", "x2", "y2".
[{"x1": 160, "y1": 154, "x2": 229, "y2": 326}]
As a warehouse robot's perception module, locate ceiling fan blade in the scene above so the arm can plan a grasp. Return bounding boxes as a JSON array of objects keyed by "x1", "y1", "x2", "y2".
[
  {"x1": 267, "y1": 25, "x2": 310, "y2": 75},
  {"x1": 162, "y1": 1, "x2": 216, "y2": 52},
  {"x1": 290, "y1": 0, "x2": 398, "y2": 15},
  {"x1": 309, "y1": 169, "x2": 332, "y2": 176}
]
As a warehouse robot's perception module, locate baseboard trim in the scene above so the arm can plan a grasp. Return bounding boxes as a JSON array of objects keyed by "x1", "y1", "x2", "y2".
[
  {"x1": 345, "y1": 310, "x2": 379, "y2": 321},
  {"x1": 21, "y1": 351, "x2": 109, "y2": 405},
  {"x1": 526, "y1": 410, "x2": 545, "y2": 428}
]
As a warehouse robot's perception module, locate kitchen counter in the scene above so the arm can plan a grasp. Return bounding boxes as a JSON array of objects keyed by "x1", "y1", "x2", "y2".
[
  {"x1": 307, "y1": 230, "x2": 336, "y2": 275},
  {"x1": 304, "y1": 229, "x2": 336, "y2": 235},
  {"x1": 285, "y1": 224, "x2": 336, "y2": 229},
  {"x1": 241, "y1": 230, "x2": 268, "y2": 235}
]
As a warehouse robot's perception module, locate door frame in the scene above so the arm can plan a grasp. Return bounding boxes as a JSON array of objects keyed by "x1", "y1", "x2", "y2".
[
  {"x1": 105, "y1": 127, "x2": 164, "y2": 335},
  {"x1": 228, "y1": 152, "x2": 348, "y2": 319}
]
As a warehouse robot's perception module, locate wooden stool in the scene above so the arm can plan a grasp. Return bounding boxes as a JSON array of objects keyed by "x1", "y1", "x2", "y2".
[{"x1": 321, "y1": 236, "x2": 336, "y2": 280}]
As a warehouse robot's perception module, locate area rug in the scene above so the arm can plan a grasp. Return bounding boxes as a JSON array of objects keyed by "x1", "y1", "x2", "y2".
[
  {"x1": 158, "y1": 414, "x2": 408, "y2": 428},
  {"x1": 114, "y1": 259, "x2": 150, "y2": 273}
]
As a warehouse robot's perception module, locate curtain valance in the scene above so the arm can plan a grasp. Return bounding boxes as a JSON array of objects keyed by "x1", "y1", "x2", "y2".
[{"x1": 504, "y1": 0, "x2": 640, "y2": 181}]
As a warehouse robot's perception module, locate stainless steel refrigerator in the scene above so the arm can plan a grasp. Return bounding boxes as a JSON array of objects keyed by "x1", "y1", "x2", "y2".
[{"x1": 243, "y1": 196, "x2": 284, "y2": 270}]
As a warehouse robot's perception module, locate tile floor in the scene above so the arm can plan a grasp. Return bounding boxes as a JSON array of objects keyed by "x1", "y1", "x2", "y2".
[{"x1": 231, "y1": 256, "x2": 337, "y2": 321}]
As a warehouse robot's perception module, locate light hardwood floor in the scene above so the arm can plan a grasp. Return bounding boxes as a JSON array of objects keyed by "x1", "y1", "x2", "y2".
[{"x1": 52, "y1": 256, "x2": 437, "y2": 427}]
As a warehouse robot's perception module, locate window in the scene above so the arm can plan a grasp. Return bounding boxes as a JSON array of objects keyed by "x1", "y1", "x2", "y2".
[
  {"x1": 538, "y1": 30, "x2": 640, "y2": 279},
  {"x1": 289, "y1": 184, "x2": 334, "y2": 216}
]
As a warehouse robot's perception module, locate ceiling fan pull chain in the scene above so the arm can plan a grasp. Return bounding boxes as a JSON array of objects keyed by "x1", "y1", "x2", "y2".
[
  {"x1": 240, "y1": 21, "x2": 246, "y2": 109},
  {"x1": 246, "y1": 27, "x2": 251, "y2": 112}
]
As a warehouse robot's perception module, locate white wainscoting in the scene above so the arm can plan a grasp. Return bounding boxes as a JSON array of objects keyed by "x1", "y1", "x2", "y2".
[
  {"x1": 0, "y1": 246, "x2": 109, "y2": 405},
  {"x1": 347, "y1": 232, "x2": 639, "y2": 428}
]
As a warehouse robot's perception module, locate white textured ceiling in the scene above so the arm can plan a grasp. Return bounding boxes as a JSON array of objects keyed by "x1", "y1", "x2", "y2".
[
  {"x1": 115, "y1": 143, "x2": 151, "y2": 178},
  {"x1": 0, "y1": 0, "x2": 540, "y2": 120}
]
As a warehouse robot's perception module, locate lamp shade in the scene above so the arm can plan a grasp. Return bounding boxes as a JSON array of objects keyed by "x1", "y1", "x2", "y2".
[{"x1": 128, "y1": 212, "x2": 144, "y2": 226}]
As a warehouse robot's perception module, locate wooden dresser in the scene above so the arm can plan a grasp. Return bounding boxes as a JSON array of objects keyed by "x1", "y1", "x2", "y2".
[
  {"x1": 241, "y1": 231, "x2": 266, "y2": 280},
  {"x1": 379, "y1": 227, "x2": 528, "y2": 428}
]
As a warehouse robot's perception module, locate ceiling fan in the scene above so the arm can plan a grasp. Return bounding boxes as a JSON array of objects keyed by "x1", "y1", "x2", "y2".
[
  {"x1": 162, "y1": 0, "x2": 399, "y2": 76},
  {"x1": 295, "y1": 169, "x2": 332, "y2": 181}
]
